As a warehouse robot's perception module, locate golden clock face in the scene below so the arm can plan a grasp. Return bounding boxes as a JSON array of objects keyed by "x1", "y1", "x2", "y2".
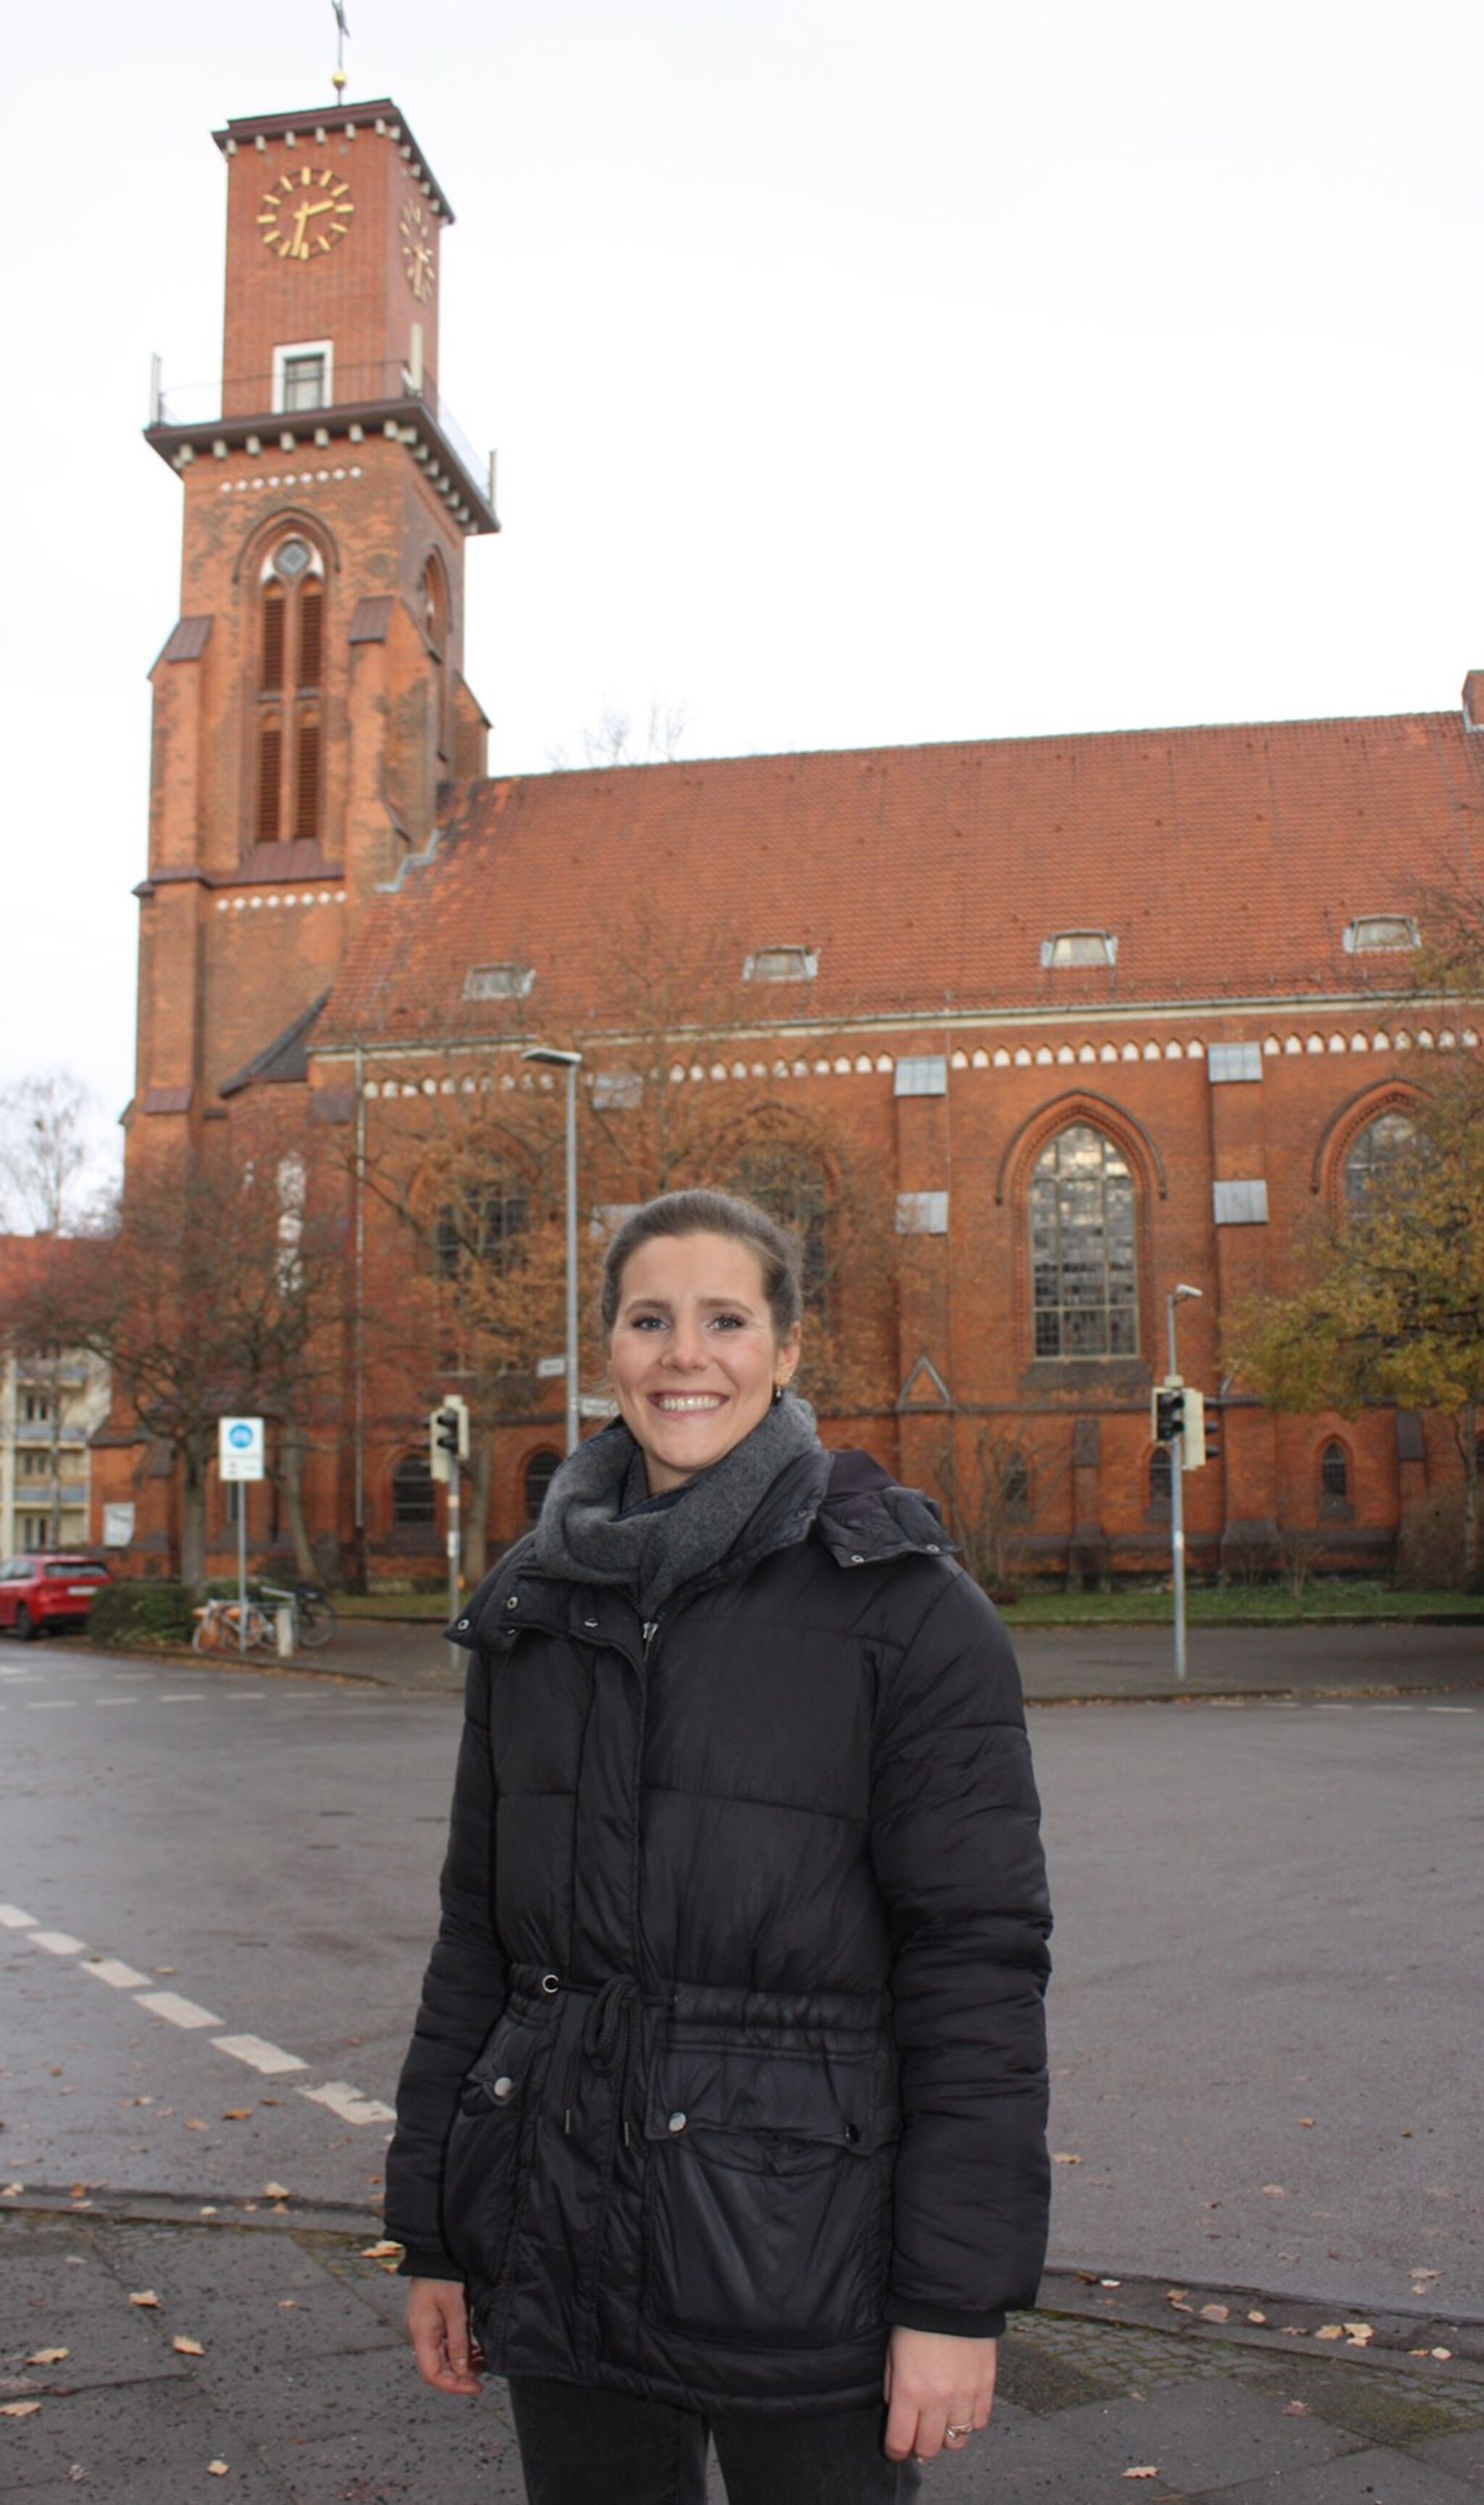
[
  {"x1": 257, "y1": 167, "x2": 357, "y2": 262},
  {"x1": 400, "y1": 199, "x2": 436, "y2": 301}
]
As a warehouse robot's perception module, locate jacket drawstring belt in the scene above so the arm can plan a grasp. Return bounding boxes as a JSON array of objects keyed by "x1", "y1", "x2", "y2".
[{"x1": 561, "y1": 1975, "x2": 645, "y2": 2148}]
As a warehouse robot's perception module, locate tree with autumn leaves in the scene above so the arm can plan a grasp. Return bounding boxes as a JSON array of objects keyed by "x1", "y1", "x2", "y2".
[{"x1": 1235, "y1": 1023, "x2": 1484, "y2": 1589}]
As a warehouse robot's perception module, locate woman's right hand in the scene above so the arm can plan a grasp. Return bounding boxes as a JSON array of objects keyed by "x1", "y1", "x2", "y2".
[{"x1": 406, "y1": 2276, "x2": 485, "y2": 2397}]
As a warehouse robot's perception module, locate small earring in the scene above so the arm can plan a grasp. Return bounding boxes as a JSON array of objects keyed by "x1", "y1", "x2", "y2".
[{"x1": 772, "y1": 1382, "x2": 785, "y2": 1405}]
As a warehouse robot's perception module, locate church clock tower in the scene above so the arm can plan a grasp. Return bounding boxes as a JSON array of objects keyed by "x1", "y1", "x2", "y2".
[{"x1": 132, "y1": 98, "x2": 495, "y2": 1137}]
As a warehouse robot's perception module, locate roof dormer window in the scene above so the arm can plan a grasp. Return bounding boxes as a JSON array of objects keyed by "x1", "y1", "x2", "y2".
[
  {"x1": 1041, "y1": 930, "x2": 1118, "y2": 969},
  {"x1": 743, "y1": 947, "x2": 818, "y2": 983},
  {"x1": 1343, "y1": 915, "x2": 1420, "y2": 955},
  {"x1": 463, "y1": 963, "x2": 535, "y2": 1000}
]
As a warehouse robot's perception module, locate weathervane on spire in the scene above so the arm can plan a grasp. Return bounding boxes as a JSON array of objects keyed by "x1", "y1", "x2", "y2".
[{"x1": 330, "y1": 0, "x2": 351, "y2": 97}]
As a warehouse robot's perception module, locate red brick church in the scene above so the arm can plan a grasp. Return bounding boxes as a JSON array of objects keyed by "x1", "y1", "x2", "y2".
[{"x1": 96, "y1": 90, "x2": 1482, "y2": 1587}]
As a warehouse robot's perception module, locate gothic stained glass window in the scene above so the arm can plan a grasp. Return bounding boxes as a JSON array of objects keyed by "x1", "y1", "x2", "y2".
[{"x1": 1029, "y1": 1123, "x2": 1138, "y2": 1358}]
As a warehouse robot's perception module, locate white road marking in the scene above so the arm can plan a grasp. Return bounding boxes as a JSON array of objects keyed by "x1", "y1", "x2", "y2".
[
  {"x1": 81, "y1": 1956, "x2": 152, "y2": 1990},
  {"x1": 25, "y1": 1700, "x2": 77, "y2": 1711},
  {"x1": 158, "y1": 1693, "x2": 206, "y2": 1704},
  {"x1": 1426, "y1": 1705, "x2": 1475, "y2": 1713},
  {"x1": 4, "y1": 1890, "x2": 391, "y2": 2138},
  {"x1": 94, "y1": 1697, "x2": 141, "y2": 1708},
  {"x1": 224, "y1": 1693, "x2": 268, "y2": 1703},
  {"x1": 134, "y1": 1990, "x2": 224, "y2": 2030},
  {"x1": 212, "y1": 2033, "x2": 309, "y2": 2076},
  {"x1": 298, "y1": 2080, "x2": 395, "y2": 2127}
]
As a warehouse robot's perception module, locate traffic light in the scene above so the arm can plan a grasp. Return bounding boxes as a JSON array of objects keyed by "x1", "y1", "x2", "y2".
[
  {"x1": 428, "y1": 1396, "x2": 470, "y2": 1484},
  {"x1": 1152, "y1": 1384, "x2": 1185, "y2": 1445}
]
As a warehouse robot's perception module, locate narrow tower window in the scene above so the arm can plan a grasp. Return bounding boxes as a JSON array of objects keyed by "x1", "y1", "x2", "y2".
[{"x1": 252, "y1": 536, "x2": 326, "y2": 852}]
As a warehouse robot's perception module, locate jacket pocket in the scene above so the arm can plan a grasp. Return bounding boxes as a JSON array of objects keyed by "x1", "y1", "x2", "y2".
[
  {"x1": 440, "y1": 1998, "x2": 555, "y2": 2292},
  {"x1": 640, "y1": 2035, "x2": 898, "y2": 2351}
]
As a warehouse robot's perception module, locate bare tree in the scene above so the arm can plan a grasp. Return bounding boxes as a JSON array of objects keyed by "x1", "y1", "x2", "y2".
[
  {"x1": 546, "y1": 698, "x2": 689, "y2": 772},
  {"x1": 0, "y1": 1071, "x2": 105, "y2": 1236},
  {"x1": 2, "y1": 1127, "x2": 347, "y2": 1591},
  {"x1": 932, "y1": 1421, "x2": 1069, "y2": 1597}
]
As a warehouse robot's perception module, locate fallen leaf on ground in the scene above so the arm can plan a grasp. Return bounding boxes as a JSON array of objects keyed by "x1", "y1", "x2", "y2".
[
  {"x1": 68, "y1": 2184, "x2": 87, "y2": 2201},
  {"x1": 1100, "y1": 2277, "x2": 1122, "y2": 2289},
  {"x1": 1433, "y1": 2347, "x2": 1454, "y2": 2361},
  {"x1": 1052, "y1": 2152, "x2": 1082, "y2": 2166},
  {"x1": 26, "y1": 2348, "x2": 68, "y2": 2365},
  {"x1": 221, "y1": 2109, "x2": 252, "y2": 2123},
  {"x1": 1, "y1": 2183, "x2": 22, "y2": 2197},
  {"x1": 1343, "y1": 2323, "x2": 1374, "y2": 2346},
  {"x1": 359, "y1": 2240, "x2": 401, "y2": 2259},
  {"x1": 1283, "y1": 2402, "x2": 1309, "y2": 2417},
  {"x1": 1314, "y1": 2325, "x2": 1345, "y2": 2341},
  {"x1": 1199, "y1": 2304, "x2": 1230, "y2": 2324},
  {"x1": 1261, "y1": 2184, "x2": 1288, "y2": 2198},
  {"x1": 207, "y1": 2463, "x2": 229, "y2": 2477},
  {"x1": 1247, "y1": 2311, "x2": 1267, "y2": 2325},
  {"x1": 172, "y1": 2336, "x2": 205, "y2": 2356},
  {"x1": 1122, "y1": 2470, "x2": 1159, "y2": 2482},
  {"x1": 1165, "y1": 2288, "x2": 1189, "y2": 2302},
  {"x1": 1411, "y1": 2269, "x2": 1441, "y2": 2283},
  {"x1": 128, "y1": 2292, "x2": 159, "y2": 2309},
  {"x1": 183, "y1": 2120, "x2": 208, "y2": 2133},
  {"x1": 262, "y1": 2181, "x2": 290, "y2": 2198},
  {"x1": 1, "y1": 2400, "x2": 42, "y2": 2419}
]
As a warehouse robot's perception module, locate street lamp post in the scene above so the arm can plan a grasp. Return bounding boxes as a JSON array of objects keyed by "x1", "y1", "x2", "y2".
[
  {"x1": 522, "y1": 1047, "x2": 583, "y2": 1455},
  {"x1": 1166, "y1": 1283, "x2": 1203, "y2": 1684}
]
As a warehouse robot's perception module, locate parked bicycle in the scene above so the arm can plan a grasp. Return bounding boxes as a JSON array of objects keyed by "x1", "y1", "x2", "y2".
[
  {"x1": 191, "y1": 1581, "x2": 335, "y2": 1655},
  {"x1": 258, "y1": 1580, "x2": 337, "y2": 1650},
  {"x1": 191, "y1": 1595, "x2": 274, "y2": 1653}
]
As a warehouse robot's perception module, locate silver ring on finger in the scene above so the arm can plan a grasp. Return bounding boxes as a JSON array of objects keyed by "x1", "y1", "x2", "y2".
[{"x1": 945, "y1": 2422, "x2": 972, "y2": 2440}]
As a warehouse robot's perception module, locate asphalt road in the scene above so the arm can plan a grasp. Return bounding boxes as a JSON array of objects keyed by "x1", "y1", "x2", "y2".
[{"x1": 1, "y1": 1641, "x2": 1480, "y2": 2326}]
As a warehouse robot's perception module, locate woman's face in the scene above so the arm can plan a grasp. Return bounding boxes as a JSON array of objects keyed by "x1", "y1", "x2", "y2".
[{"x1": 608, "y1": 1231, "x2": 801, "y2": 1495}]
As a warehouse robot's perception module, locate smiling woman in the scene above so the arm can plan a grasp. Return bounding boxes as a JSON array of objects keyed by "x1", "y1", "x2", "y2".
[{"x1": 387, "y1": 1188, "x2": 1052, "y2": 2505}]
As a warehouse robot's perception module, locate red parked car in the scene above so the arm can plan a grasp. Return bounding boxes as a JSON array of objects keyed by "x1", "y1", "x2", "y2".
[{"x1": 0, "y1": 1555, "x2": 112, "y2": 1640}]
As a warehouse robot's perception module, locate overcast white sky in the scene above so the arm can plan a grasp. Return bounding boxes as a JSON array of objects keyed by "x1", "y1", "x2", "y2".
[{"x1": 4, "y1": 0, "x2": 1482, "y2": 1171}]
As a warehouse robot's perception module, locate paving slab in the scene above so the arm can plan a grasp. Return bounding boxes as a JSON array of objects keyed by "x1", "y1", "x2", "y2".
[{"x1": 2, "y1": 2207, "x2": 1483, "y2": 2503}]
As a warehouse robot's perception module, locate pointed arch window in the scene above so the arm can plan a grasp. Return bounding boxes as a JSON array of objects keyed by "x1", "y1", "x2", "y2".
[
  {"x1": 421, "y1": 554, "x2": 451, "y2": 762},
  {"x1": 1342, "y1": 1110, "x2": 1417, "y2": 1206},
  {"x1": 254, "y1": 536, "x2": 325, "y2": 850},
  {"x1": 1029, "y1": 1122, "x2": 1138, "y2": 1358},
  {"x1": 1320, "y1": 1440, "x2": 1349, "y2": 1502}
]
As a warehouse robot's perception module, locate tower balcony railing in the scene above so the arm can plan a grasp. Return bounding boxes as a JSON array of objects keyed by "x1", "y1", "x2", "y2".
[{"x1": 148, "y1": 358, "x2": 497, "y2": 531}]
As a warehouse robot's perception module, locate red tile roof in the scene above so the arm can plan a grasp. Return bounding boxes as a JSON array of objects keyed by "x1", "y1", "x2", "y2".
[{"x1": 318, "y1": 710, "x2": 1484, "y2": 1048}]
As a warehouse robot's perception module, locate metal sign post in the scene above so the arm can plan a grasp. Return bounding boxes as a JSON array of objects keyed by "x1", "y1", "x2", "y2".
[{"x1": 218, "y1": 1418, "x2": 266, "y2": 1654}]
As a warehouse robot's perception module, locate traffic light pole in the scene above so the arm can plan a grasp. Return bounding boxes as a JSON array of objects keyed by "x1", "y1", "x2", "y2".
[
  {"x1": 446, "y1": 1465, "x2": 461, "y2": 1658},
  {"x1": 1164, "y1": 1287, "x2": 1201, "y2": 1684}
]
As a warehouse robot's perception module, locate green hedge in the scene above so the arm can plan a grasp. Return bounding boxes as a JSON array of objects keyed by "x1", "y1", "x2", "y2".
[{"x1": 88, "y1": 1580, "x2": 197, "y2": 1648}]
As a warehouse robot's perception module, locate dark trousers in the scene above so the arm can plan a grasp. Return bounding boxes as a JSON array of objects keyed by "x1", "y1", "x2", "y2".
[{"x1": 508, "y1": 2374, "x2": 923, "y2": 2505}]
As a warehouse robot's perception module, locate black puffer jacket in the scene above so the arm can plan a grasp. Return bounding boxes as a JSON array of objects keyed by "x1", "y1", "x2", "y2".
[{"x1": 386, "y1": 1447, "x2": 1051, "y2": 2414}]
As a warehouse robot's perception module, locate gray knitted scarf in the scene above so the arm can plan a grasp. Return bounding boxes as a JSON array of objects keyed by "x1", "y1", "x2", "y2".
[{"x1": 530, "y1": 1391, "x2": 820, "y2": 1622}]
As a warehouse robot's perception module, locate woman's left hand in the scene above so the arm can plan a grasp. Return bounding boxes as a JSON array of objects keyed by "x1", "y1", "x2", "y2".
[{"x1": 882, "y1": 2325, "x2": 997, "y2": 2463}]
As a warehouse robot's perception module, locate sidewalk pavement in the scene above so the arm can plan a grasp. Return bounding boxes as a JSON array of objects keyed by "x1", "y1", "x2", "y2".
[
  {"x1": 3, "y1": 2195, "x2": 1482, "y2": 2501},
  {"x1": 241, "y1": 1612, "x2": 1484, "y2": 1708}
]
